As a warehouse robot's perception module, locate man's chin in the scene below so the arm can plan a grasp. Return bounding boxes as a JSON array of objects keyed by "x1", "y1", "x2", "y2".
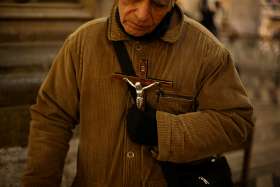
[
  {"x1": 124, "y1": 26, "x2": 152, "y2": 37},
  {"x1": 126, "y1": 29, "x2": 147, "y2": 37}
]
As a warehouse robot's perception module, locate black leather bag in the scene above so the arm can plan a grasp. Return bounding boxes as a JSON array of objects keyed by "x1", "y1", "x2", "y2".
[
  {"x1": 160, "y1": 156, "x2": 233, "y2": 187},
  {"x1": 113, "y1": 41, "x2": 233, "y2": 187}
]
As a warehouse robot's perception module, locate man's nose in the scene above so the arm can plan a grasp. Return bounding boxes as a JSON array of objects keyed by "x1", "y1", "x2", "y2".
[{"x1": 135, "y1": 1, "x2": 152, "y2": 22}]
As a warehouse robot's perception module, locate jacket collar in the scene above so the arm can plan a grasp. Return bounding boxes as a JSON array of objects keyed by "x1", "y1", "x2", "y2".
[{"x1": 107, "y1": 4, "x2": 184, "y2": 43}]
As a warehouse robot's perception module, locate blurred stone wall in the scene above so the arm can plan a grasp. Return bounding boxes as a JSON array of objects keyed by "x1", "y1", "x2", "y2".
[{"x1": 91, "y1": 0, "x2": 114, "y2": 18}]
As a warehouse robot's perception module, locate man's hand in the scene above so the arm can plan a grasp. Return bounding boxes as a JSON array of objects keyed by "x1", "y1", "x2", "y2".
[{"x1": 126, "y1": 105, "x2": 158, "y2": 146}]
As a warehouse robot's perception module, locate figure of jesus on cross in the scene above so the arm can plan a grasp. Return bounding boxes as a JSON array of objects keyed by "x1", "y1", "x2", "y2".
[{"x1": 123, "y1": 78, "x2": 159, "y2": 109}]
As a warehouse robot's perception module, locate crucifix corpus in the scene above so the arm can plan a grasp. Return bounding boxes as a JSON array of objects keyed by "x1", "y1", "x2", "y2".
[
  {"x1": 112, "y1": 73, "x2": 174, "y2": 110},
  {"x1": 123, "y1": 77, "x2": 159, "y2": 109}
]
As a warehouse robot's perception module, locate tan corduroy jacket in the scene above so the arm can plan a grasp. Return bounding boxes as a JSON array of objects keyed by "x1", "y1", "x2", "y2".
[{"x1": 23, "y1": 4, "x2": 254, "y2": 187}]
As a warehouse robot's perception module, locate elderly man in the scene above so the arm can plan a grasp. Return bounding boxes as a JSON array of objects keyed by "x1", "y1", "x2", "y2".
[{"x1": 22, "y1": 0, "x2": 254, "y2": 186}]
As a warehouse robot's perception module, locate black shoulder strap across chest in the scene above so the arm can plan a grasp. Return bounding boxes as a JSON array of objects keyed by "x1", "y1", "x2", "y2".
[
  {"x1": 112, "y1": 41, "x2": 135, "y2": 76},
  {"x1": 112, "y1": 41, "x2": 136, "y2": 99}
]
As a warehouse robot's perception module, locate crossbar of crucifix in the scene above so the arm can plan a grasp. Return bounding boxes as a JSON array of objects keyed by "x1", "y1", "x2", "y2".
[
  {"x1": 111, "y1": 73, "x2": 174, "y2": 89},
  {"x1": 112, "y1": 73, "x2": 174, "y2": 109}
]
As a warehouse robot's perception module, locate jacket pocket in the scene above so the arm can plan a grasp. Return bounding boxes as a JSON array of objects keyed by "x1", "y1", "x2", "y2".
[{"x1": 157, "y1": 91, "x2": 195, "y2": 115}]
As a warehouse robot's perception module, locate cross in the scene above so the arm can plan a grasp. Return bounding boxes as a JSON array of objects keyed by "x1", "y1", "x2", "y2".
[
  {"x1": 112, "y1": 73, "x2": 174, "y2": 89},
  {"x1": 112, "y1": 73, "x2": 174, "y2": 109}
]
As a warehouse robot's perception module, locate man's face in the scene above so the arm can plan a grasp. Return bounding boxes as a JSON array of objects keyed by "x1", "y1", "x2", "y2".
[{"x1": 118, "y1": 0, "x2": 175, "y2": 37}]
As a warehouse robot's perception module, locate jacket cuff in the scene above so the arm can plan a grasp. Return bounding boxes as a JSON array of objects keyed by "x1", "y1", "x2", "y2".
[{"x1": 153, "y1": 111, "x2": 172, "y2": 161}]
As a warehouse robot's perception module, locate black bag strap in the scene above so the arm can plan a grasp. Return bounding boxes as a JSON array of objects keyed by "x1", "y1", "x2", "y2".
[
  {"x1": 112, "y1": 41, "x2": 136, "y2": 99},
  {"x1": 112, "y1": 41, "x2": 136, "y2": 76}
]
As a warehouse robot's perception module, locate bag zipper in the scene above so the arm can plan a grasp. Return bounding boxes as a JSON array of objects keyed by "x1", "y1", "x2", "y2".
[{"x1": 198, "y1": 176, "x2": 210, "y2": 185}]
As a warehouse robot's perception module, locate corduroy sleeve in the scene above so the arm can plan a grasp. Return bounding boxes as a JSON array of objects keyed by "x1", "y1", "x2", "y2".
[
  {"x1": 155, "y1": 48, "x2": 254, "y2": 163},
  {"x1": 22, "y1": 36, "x2": 81, "y2": 187}
]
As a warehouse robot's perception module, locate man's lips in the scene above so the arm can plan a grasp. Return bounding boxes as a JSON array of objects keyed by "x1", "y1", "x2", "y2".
[{"x1": 126, "y1": 21, "x2": 151, "y2": 31}]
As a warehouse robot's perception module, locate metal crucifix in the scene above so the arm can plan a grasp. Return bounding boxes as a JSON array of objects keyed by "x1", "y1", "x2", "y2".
[
  {"x1": 112, "y1": 73, "x2": 174, "y2": 110},
  {"x1": 123, "y1": 78, "x2": 159, "y2": 109}
]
